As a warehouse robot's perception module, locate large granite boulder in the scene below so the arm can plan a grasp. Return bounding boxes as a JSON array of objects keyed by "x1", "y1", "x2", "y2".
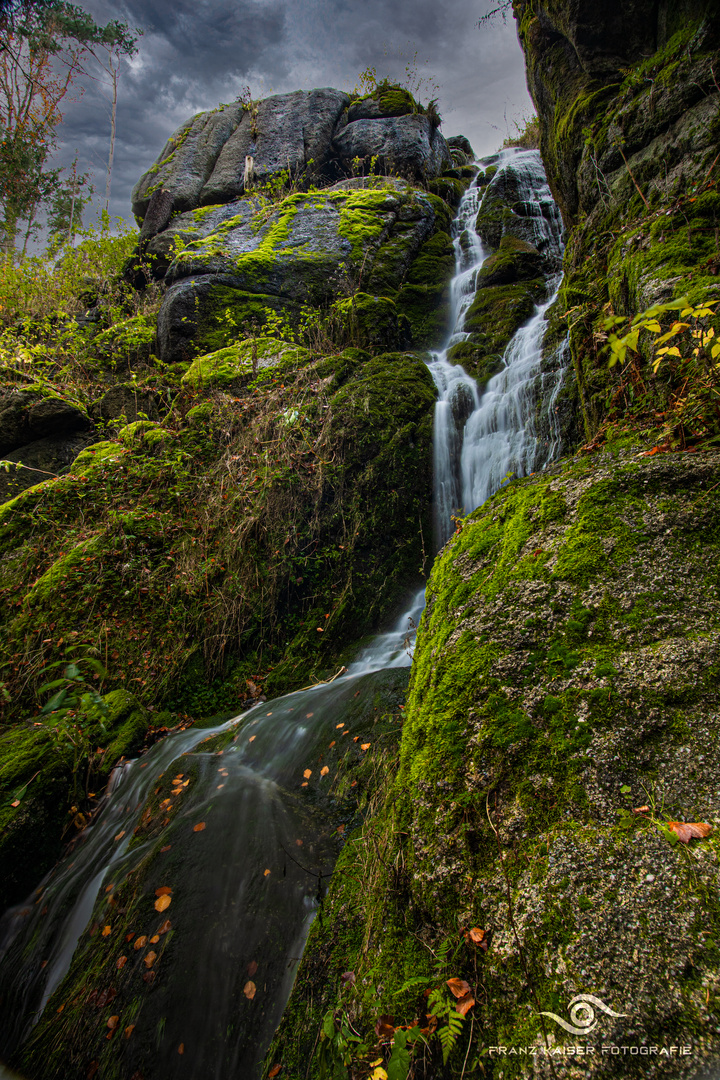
[
  {"x1": 154, "y1": 177, "x2": 451, "y2": 361},
  {"x1": 132, "y1": 90, "x2": 350, "y2": 221}
]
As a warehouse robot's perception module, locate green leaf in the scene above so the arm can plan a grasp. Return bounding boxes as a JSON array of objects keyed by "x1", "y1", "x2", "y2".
[
  {"x1": 37, "y1": 678, "x2": 69, "y2": 694},
  {"x1": 64, "y1": 663, "x2": 81, "y2": 679},
  {"x1": 620, "y1": 785, "x2": 631, "y2": 794},
  {"x1": 41, "y1": 688, "x2": 68, "y2": 714}
]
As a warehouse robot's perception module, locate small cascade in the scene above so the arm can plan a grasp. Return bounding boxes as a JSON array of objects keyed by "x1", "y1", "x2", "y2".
[
  {"x1": 428, "y1": 147, "x2": 566, "y2": 545},
  {"x1": 0, "y1": 147, "x2": 568, "y2": 1080}
]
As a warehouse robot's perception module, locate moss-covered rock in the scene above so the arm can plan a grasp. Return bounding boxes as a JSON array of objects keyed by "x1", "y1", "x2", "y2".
[
  {"x1": 0, "y1": 689, "x2": 153, "y2": 912},
  {"x1": 514, "y1": 0, "x2": 720, "y2": 444},
  {"x1": 180, "y1": 337, "x2": 311, "y2": 389},
  {"x1": 271, "y1": 445, "x2": 720, "y2": 1078}
]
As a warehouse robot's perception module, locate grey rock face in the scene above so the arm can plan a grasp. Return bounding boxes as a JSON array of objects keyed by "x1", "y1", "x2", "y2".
[
  {"x1": 132, "y1": 90, "x2": 350, "y2": 221},
  {"x1": 131, "y1": 103, "x2": 244, "y2": 221},
  {"x1": 333, "y1": 115, "x2": 451, "y2": 179}
]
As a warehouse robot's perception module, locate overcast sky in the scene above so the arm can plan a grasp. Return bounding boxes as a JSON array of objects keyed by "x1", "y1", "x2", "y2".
[{"x1": 56, "y1": 0, "x2": 533, "y2": 228}]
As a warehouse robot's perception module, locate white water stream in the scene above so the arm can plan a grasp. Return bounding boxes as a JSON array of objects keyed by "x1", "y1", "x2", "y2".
[{"x1": 0, "y1": 148, "x2": 566, "y2": 1079}]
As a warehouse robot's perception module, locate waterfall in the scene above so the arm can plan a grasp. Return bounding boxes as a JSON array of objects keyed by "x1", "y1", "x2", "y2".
[
  {"x1": 0, "y1": 148, "x2": 567, "y2": 1080},
  {"x1": 428, "y1": 147, "x2": 565, "y2": 545}
]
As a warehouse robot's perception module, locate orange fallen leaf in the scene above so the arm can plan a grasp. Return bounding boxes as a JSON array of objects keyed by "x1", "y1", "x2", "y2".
[
  {"x1": 269, "y1": 1066, "x2": 281, "y2": 1078},
  {"x1": 56, "y1": 1004, "x2": 65, "y2": 1014},
  {"x1": 337, "y1": 824, "x2": 345, "y2": 833},
  {"x1": 303, "y1": 769, "x2": 312, "y2": 779},
  {"x1": 375, "y1": 1015, "x2": 396, "y2": 1038},
  {"x1": 306, "y1": 712, "x2": 314, "y2": 718},
  {"x1": 329, "y1": 741, "x2": 335, "y2": 748},
  {"x1": 360, "y1": 743, "x2": 370, "y2": 751},
  {"x1": 143, "y1": 970, "x2": 156, "y2": 983},
  {"x1": 320, "y1": 766, "x2": 329, "y2": 777},
  {"x1": 107, "y1": 1016, "x2": 119, "y2": 1030},
  {"x1": 158, "y1": 919, "x2": 172, "y2": 935},
  {"x1": 264, "y1": 869, "x2": 271, "y2": 877},
  {"x1": 155, "y1": 895, "x2": 171, "y2": 912},
  {"x1": 174, "y1": 774, "x2": 184, "y2": 780},
  {"x1": 178, "y1": 1043, "x2": 184, "y2": 1055},
  {"x1": 633, "y1": 805, "x2": 650, "y2": 813},
  {"x1": 667, "y1": 821, "x2": 712, "y2": 843},
  {"x1": 105, "y1": 884, "x2": 114, "y2": 893},
  {"x1": 155, "y1": 886, "x2": 172, "y2": 897},
  {"x1": 10, "y1": 800, "x2": 19, "y2": 808},
  {"x1": 244, "y1": 980, "x2": 256, "y2": 999},
  {"x1": 149, "y1": 935, "x2": 160, "y2": 944},
  {"x1": 125, "y1": 932, "x2": 135, "y2": 942},
  {"x1": 101, "y1": 925, "x2": 111, "y2": 937},
  {"x1": 353, "y1": 736, "x2": 359, "y2": 742},
  {"x1": 249, "y1": 735, "x2": 256, "y2": 742},
  {"x1": 301, "y1": 782, "x2": 308, "y2": 787},
  {"x1": 295, "y1": 839, "x2": 303, "y2": 846},
  {"x1": 456, "y1": 993, "x2": 475, "y2": 1017},
  {"x1": 144, "y1": 951, "x2": 157, "y2": 968},
  {"x1": 217, "y1": 784, "x2": 225, "y2": 789},
  {"x1": 116, "y1": 956, "x2": 127, "y2": 969},
  {"x1": 447, "y1": 978, "x2": 472, "y2": 999},
  {"x1": 124, "y1": 1025, "x2": 135, "y2": 1039},
  {"x1": 336, "y1": 724, "x2": 344, "y2": 729},
  {"x1": 466, "y1": 927, "x2": 488, "y2": 950},
  {"x1": 160, "y1": 845, "x2": 171, "y2": 853},
  {"x1": 193, "y1": 822, "x2": 206, "y2": 832},
  {"x1": 248, "y1": 959, "x2": 258, "y2": 976},
  {"x1": 134, "y1": 936, "x2": 148, "y2": 950},
  {"x1": 114, "y1": 831, "x2": 125, "y2": 841}
]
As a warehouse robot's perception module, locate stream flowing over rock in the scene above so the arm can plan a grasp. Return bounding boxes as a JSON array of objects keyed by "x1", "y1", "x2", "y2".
[{"x1": 1, "y1": 4, "x2": 720, "y2": 1078}]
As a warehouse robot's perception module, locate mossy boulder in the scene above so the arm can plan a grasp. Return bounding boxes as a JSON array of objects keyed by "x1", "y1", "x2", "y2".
[
  {"x1": 154, "y1": 180, "x2": 451, "y2": 361},
  {"x1": 180, "y1": 337, "x2": 311, "y2": 389},
  {"x1": 0, "y1": 689, "x2": 152, "y2": 912},
  {"x1": 271, "y1": 445, "x2": 720, "y2": 1078},
  {"x1": 477, "y1": 234, "x2": 545, "y2": 287}
]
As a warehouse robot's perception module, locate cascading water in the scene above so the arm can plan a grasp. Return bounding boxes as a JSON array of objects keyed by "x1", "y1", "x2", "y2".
[{"x1": 0, "y1": 147, "x2": 566, "y2": 1080}]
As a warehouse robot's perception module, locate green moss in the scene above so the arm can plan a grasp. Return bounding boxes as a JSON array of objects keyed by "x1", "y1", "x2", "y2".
[
  {"x1": 181, "y1": 337, "x2": 311, "y2": 389},
  {"x1": 457, "y1": 279, "x2": 545, "y2": 384},
  {"x1": 70, "y1": 442, "x2": 126, "y2": 476}
]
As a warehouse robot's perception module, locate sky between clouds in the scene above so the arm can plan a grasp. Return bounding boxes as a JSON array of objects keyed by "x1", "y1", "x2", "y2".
[{"x1": 56, "y1": 0, "x2": 534, "y2": 227}]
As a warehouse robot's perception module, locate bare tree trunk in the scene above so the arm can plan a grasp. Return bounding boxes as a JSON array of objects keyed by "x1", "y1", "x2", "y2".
[{"x1": 104, "y1": 58, "x2": 117, "y2": 214}]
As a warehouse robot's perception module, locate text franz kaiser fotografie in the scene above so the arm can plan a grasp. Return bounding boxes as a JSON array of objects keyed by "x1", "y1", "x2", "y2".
[{"x1": 488, "y1": 1045, "x2": 694, "y2": 1058}]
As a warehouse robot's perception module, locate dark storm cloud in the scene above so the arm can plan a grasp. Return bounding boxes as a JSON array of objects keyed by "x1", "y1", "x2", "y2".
[{"x1": 54, "y1": 0, "x2": 531, "y2": 227}]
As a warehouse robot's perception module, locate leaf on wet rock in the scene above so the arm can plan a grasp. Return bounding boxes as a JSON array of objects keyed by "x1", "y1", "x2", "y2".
[
  {"x1": 158, "y1": 919, "x2": 172, "y2": 935},
  {"x1": 268, "y1": 1066, "x2": 281, "y2": 1078},
  {"x1": 101, "y1": 925, "x2": 111, "y2": 937},
  {"x1": 360, "y1": 743, "x2": 370, "y2": 751},
  {"x1": 160, "y1": 845, "x2": 171, "y2": 853},
  {"x1": 114, "y1": 831, "x2": 125, "y2": 841},
  {"x1": 142, "y1": 970, "x2": 156, "y2": 983},
  {"x1": 193, "y1": 822, "x2": 206, "y2": 832},
  {"x1": 667, "y1": 821, "x2": 712, "y2": 843},
  {"x1": 144, "y1": 951, "x2": 157, "y2": 968},
  {"x1": 178, "y1": 1043, "x2": 185, "y2": 1055},
  {"x1": 264, "y1": 868, "x2": 271, "y2": 877},
  {"x1": 134, "y1": 936, "x2": 148, "y2": 951},
  {"x1": 244, "y1": 980, "x2": 256, "y2": 999},
  {"x1": 320, "y1": 766, "x2": 329, "y2": 777},
  {"x1": 149, "y1": 934, "x2": 160, "y2": 944},
  {"x1": 248, "y1": 960, "x2": 258, "y2": 977},
  {"x1": 155, "y1": 894, "x2": 172, "y2": 912},
  {"x1": 465, "y1": 927, "x2": 488, "y2": 950},
  {"x1": 116, "y1": 956, "x2": 127, "y2": 969},
  {"x1": 107, "y1": 1016, "x2": 119, "y2": 1030},
  {"x1": 303, "y1": 769, "x2": 312, "y2": 779},
  {"x1": 124, "y1": 1025, "x2": 135, "y2": 1039},
  {"x1": 155, "y1": 886, "x2": 172, "y2": 896}
]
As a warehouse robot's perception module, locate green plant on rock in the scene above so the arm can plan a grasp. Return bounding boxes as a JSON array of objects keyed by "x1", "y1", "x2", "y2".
[
  {"x1": 603, "y1": 294, "x2": 720, "y2": 447},
  {"x1": 37, "y1": 647, "x2": 109, "y2": 801}
]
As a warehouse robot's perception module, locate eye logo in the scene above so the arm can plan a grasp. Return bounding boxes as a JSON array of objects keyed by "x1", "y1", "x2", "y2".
[{"x1": 539, "y1": 994, "x2": 626, "y2": 1035}]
